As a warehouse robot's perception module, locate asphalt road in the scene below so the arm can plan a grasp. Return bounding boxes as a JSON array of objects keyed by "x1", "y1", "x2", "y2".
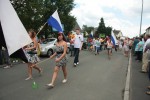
[{"x1": 0, "y1": 50, "x2": 128, "y2": 100}]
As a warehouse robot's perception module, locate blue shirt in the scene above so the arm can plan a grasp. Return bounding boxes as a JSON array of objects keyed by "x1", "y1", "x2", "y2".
[{"x1": 137, "y1": 41, "x2": 144, "y2": 51}]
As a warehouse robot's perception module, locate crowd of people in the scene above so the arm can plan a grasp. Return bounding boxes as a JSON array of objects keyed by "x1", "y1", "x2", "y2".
[
  {"x1": 2, "y1": 28, "x2": 150, "y2": 94},
  {"x1": 122, "y1": 33, "x2": 150, "y2": 95},
  {"x1": 68, "y1": 35, "x2": 131, "y2": 59},
  {"x1": 68, "y1": 32, "x2": 150, "y2": 95},
  {"x1": 0, "y1": 46, "x2": 19, "y2": 69}
]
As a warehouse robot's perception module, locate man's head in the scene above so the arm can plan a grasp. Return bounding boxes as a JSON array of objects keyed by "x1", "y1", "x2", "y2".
[
  {"x1": 75, "y1": 29, "x2": 80, "y2": 35},
  {"x1": 144, "y1": 33, "x2": 150, "y2": 40}
]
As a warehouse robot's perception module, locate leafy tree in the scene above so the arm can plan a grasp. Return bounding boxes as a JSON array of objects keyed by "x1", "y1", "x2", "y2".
[
  {"x1": 97, "y1": 18, "x2": 106, "y2": 35},
  {"x1": 105, "y1": 26, "x2": 112, "y2": 36},
  {"x1": 82, "y1": 25, "x2": 94, "y2": 34},
  {"x1": 97, "y1": 17, "x2": 112, "y2": 37},
  {"x1": 10, "y1": 0, "x2": 76, "y2": 38}
]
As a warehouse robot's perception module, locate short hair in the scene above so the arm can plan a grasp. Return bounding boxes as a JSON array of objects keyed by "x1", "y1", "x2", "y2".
[
  {"x1": 139, "y1": 37, "x2": 142, "y2": 41},
  {"x1": 145, "y1": 33, "x2": 150, "y2": 38}
]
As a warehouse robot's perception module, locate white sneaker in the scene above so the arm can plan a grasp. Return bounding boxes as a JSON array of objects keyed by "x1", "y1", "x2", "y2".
[
  {"x1": 74, "y1": 63, "x2": 76, "y2": 67},
  {"x1": 46, "y1": 83, "x2": 54, "y2": 88},
  {"x1": 62, "y1": 79, "x2": 67, "y2": 83},
  {"x1": 4, "y1": 66, "x2": 11, "y2": 69},
  {"x1": 77, "y1": 62, "x2": 79, "y2": 65},
  {"x1": 25, "y1": 77, "x2": 33, "y2": 80}
]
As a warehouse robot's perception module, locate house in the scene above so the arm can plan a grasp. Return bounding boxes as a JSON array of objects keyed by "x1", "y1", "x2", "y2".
[
  {"x1": 72, "y1": 21, "x2": 81, "y2": 31},
  {"x1": 113, "y1": 30, "x2": 123, "y2": 38},
  {"x1": 146, "y1": 26, "x2": 150, "y2": 35}
]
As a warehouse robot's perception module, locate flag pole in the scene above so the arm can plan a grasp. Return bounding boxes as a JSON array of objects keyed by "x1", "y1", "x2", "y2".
[
  {"x1": 31, "y1": 58, "x2": 51, "y2": 68},
  {"x1": 36, "y1": 22, "x2": 47, "y2": 36}
]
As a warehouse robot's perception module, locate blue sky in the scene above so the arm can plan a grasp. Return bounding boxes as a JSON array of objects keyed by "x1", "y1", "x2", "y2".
[{"x1": 71, "y1": 0, "x2": 150, "y2": 38}]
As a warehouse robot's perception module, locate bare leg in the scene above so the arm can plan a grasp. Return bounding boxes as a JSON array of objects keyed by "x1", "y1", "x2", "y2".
[
  {"x1": 32, "y1": 64, "x2": 42, "y2": 73},
  {"x1": 62, "y1": 66, "x2": 67, "y2": 79},
  {"x1": 49, "y1": 66, "x2": 60, "y2": 85},
  {"x1": 108, "y1": 50, "x2": 111, "y2": 59},
  {"x1": 25, "y1": 63, "x2": 32, "y2": 80},
  {"x1": 126, "y1": 51, "x2": 129, "y2": 57}
]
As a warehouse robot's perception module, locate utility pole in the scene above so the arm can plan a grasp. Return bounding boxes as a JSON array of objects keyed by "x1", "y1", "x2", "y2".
[{"x1": 139, "y1": 0, "x2": 143, "y2": 36}]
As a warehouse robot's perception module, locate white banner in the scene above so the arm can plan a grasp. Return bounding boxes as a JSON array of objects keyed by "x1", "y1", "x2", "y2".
[{"x1": 0, "y1": 0, "x2": 32, "y2": 55}]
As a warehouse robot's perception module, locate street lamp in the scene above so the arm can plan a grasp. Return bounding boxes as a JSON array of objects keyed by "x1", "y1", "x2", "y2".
[{"x1": 139, "y1": 0, "x2": 143, "y2": 36}]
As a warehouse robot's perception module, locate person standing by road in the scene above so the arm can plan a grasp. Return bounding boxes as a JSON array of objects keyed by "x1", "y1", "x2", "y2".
[
  {"x1": 142, "y1": 38, "x2": 150, "y2": 94},
  {"x1": 141, "y1": 34, "x2": 150, "y2": 73},
  {"x1": 73, "y1": 29, "x2": 83, "y2": 67},
  {"x1": 136, "y1": 38, "x2": 144, "y2": 61},
  {"x1": 0, "y1": 45, "x2": 3, "y2": 65}
]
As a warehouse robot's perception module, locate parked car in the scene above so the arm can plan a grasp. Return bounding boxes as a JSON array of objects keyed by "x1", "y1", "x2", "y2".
[{"x1": 40, "y1": 38, "x2": 70, "y2": 56}]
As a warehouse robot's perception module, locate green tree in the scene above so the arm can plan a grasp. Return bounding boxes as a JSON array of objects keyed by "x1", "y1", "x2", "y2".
[
  {"x1": 97, "y1": 18, "x2": 106, "y2": 35},
  {"x1": 10, "y1": 0, "x2": 76, "y2": 37},
  {"x1": 82, "y1": 25, "x2": 94, "y2": 34},
  {"x1": 105, "y1": 26, "x2": 112, "y2": 36},
  {"x1": 97, "y1": 17, "x2": 112, "y2": 37}
]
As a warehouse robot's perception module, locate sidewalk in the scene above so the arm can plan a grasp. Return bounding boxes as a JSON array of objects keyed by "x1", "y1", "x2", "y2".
[
  {"x1": 130, "y1": 55, "x2": 150, "y2": 100},
  {"x1": 0, "y1": 61, "x2": 24, "y2": 68}
]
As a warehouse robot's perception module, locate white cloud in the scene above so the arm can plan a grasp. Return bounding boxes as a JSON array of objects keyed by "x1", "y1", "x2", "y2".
[{"x1": 71, "y1": 0, "x2": 150, "y2": 38}]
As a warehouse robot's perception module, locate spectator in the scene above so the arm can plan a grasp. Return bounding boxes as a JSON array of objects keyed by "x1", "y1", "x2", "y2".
[
  {"x1": 0, "y1": 45, "x2": 2, "y2": 65},
  {"x1": 133, "y1": 37, "x2": 139, "y2": 56},
  {"x1": 141, "y1": 34, "x2": 150, "y2": 73},
  {"x1": 143, "y1": 37, "x2": 150, "y2": 94},
  {"x1": 136, "y1": 38, "x2": 144, "y2": 61},
  {"x1": 3, "y1": 47, "x2": 12, "y2": 69}
]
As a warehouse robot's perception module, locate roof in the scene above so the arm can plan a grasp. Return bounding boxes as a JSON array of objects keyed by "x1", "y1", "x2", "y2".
[
  {"x1": 73, "y1": 21, "x2": 81, "y2": 31},
  {"x1": 146, "y1": 26, "x2": 150, "y2": 30},
  {"x1": 113, "y1": 30, "x2": 121, "y2": 35}
]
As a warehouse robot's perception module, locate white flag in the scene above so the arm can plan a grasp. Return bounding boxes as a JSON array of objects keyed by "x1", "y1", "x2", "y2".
[{"x1": 0, "y1": 0, "x2": 32, "y2": 55}]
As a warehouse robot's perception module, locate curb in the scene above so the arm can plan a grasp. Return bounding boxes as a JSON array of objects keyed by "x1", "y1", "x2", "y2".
[{"x1": 123, "y1": 52, "x2": 132, "y2": 100}]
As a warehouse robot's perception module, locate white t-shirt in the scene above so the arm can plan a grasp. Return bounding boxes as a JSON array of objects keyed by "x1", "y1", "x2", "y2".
[
  {"x1": 95, "y1": 40, "x2": 101, "y2": 47},
  {"x1": 143, "y1": 38, "x2": 150, "y2": 52},
  {"x1": 74, "y1": 34, "x2": 84, "y2": 48}
]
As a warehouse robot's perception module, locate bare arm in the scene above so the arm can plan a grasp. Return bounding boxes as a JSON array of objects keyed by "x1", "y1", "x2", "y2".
[
  {"x1": 80, "y1": 42, "x2": 83, "y2": 50},
  {"x1": 50, "y1": 52, "x2": 57, "y2": 59},
  {"x1": 80, "y1": 35, "x2": 84, "y2": 50},
  {"x1": 50, "y1": 43, "x2": 58, "y2": 59}
]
